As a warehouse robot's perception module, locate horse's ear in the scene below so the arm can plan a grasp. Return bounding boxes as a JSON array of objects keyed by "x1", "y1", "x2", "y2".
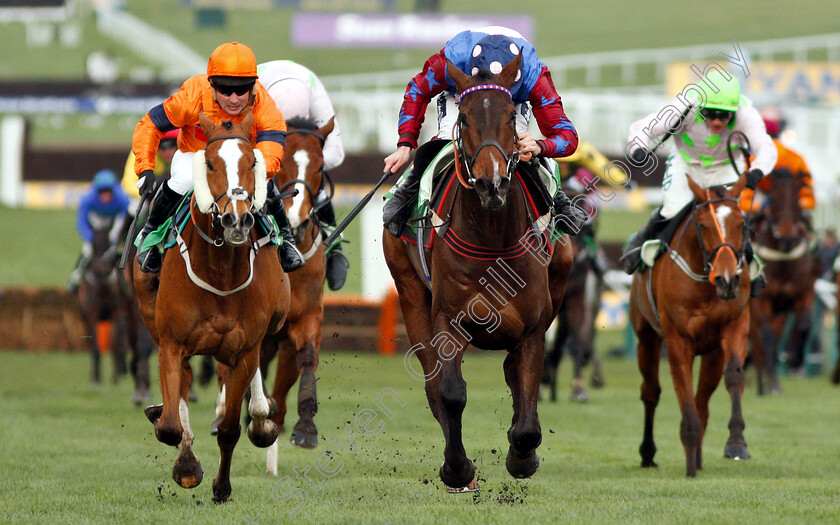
[
  {"x1": 686, "y1": 175, "x2": 708, "y2": 203},
  {"x1": 727, "y1": 172, "x2": 748, "y2": 198},
  {"x1": 317, "y1": 116, "x2": 335, "y2": 139},
  {"x1": 199, "y1": 110, "x2": 216, "y2": 137},
  {"x1": 446, "y1": 59, "x2": 472, "y2": 93},
  {"x1": 496, "y1": 51, "x2": 522, "y2": 89}
]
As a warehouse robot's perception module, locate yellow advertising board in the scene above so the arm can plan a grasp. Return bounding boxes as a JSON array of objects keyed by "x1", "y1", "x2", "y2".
[{"x1": 666, "y1": 62, "x2": 840, "y2": 104}]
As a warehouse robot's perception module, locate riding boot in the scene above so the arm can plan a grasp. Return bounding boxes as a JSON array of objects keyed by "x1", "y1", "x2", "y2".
[
  {"x1": 136, "y1": 184, "x2": 182, "y2": 273},
  {"x1": 620, "y1": 207, "x2": 668, "y2": 275},
  {"x1": 552, "y1": 189, "x2": 589, "y2": 235},
  {"x1": 315, "y1": 195, "x2": 349, "y2": 291},
  {"x1": 266, "y1": 188, "x2": 305, "y2": 273},
  {"x1": 382, "y1": 167, "x2": 421, "y2": 238}
]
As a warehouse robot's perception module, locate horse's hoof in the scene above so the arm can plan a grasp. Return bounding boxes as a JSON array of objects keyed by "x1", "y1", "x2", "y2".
[
  {"x1": 590, "y1": 372, "x2": 605, "y2": 389},
  {"x1": 290, "y1": 421, "x2": 318, "y2": 449},
  {"x1": 267, "y1": 397, "x2": 278, "y2": 419},
  {"x1": 210, "y1": 414, "x2": 223, "y2": 436},
  {"x1": 445, "y1": 478, "x2": 480, "y2": 493},
  {"x1": 155, "y1": 424, "x2": 182, "y2": 447},
  {"x1": 506, "y1": 447, "x2": 539, "y2": 479},
  {"x1": 132, "y1": 389, "x2": 153, "y2": 406},
  {"x1": 641, "y1": 460, "x2": 658, "y2": 468},
  {"x1": 724, "y1": 444, "x2": 750, "y2": 461},
  {"x1": 144, "y1": 404, "x2": 163, "y2": 424},
  {"x1": 212, "y1": 480, "x2": 231, "y2": 504},
  {"x1": 570, "y1": 388, "x2": 589, "y2": 403},
  {"x1": 248, "y1": 419, "x2": 280, "y2": 448},
  {"x1": 439, "y1": 459, "x2": 476, "y2": 489},
  {"x1": 172, "y1": 449, "x2": 203, "y2": 488},
  {"x1": 290, "y1": 429, "x2": 318, "y2": 449}
]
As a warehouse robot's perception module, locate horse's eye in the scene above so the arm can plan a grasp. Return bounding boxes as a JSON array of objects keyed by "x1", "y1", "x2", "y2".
[
  {"x1": 509, "y1": 112, "x2": 516, "y2": 123},
  {"x1": 458, "y1": 114, "x2": 467, "y2": 126},
  {"x1": 205, "y1": 160, "x2": 214, "y2": 171},
  {"x1": 252, "y1": 159, "x2": 256, "y2": 169}
]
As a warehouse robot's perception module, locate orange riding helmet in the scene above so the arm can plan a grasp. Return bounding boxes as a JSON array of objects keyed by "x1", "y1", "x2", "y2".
[{"x1": 207, "y1": 42, "x2": 258, "y2": 80}]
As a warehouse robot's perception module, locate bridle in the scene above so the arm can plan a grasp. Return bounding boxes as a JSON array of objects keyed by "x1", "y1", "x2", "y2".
[
  {"x1": 671, "y1": 188, "x2": 746, "y2": 283},
  {"x1": 452, "y1": 84, "x2": 520, "y2": 189},
  {"x1": 194, "y1": 133, "x2": 260, "y2": 246}
]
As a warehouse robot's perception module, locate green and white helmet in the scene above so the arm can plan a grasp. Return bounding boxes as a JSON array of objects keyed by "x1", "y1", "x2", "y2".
[{"x1": 701, "y1": 70, "x2": 741, "y2": 111}]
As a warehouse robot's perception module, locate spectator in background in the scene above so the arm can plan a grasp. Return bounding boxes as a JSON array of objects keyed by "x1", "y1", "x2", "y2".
[
  {"x1": 68, "y1": 169, "x2": 130, "y2": 292},
  {"x1": 258, "y1": 59, "x2": 349, "y2": 291}
]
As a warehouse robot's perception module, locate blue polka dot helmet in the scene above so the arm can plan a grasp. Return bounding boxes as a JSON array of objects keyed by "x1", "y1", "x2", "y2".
[{"x1": 467, "y1": 34, "x2": 523, "y2": 88}]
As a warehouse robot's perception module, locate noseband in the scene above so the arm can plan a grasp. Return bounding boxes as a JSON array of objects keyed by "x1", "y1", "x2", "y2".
[{"x1": 452, "y1": 84, "x2": 519, "y2": 189}]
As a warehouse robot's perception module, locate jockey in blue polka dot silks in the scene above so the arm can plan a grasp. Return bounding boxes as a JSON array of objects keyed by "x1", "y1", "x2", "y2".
[{"x1": 382, "y1": 26, "x2": 587, "y2": 238}]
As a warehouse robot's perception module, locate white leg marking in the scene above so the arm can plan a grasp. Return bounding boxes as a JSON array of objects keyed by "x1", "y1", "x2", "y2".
[
  {"x1": 266, "y1": 440, "x2": 278, "y2": 476},
  {"x1": 215, "y1": 384, "x2": 226, "y2": 419},
  {"x1": 249, "y1": 369, "x2": 270, "y2": 420},
  {"x1": 179, "y1": 397, "x2": 194, "y2": 445}
]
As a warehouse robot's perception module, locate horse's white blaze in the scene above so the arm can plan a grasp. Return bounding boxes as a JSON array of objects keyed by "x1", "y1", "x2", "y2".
[
  {"x1": 249, "y1": 369, "x2": 270, "y2": 420},
  {"x1": 287, "y1": 150, "x2": 309, "y2": 228},
  {"x1": 179, "y1": 398, "x2": 194, "y2": 443},
  {"x1": 219, "y1": 140, "x2": 245, "y2": 219},
  {"x1": 215, "y1": 384, "x2": 226, "y2": 419},
  {"x1": 492, "y1": 158, "x2": 501, "y2": 179},
  {"x1": 266, "y1": 441, "x2": 278, "y2": 476},
  {"x1": 716, "y1": 206, "x2": 732, "y2": 240}
]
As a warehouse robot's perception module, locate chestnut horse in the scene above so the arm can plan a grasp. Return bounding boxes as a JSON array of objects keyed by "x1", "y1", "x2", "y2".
[
  {"x1": 748, "y1": 168, "x2": 819, "y2": 394},
  {"x1": 629, "y1": 174, "x2": 751, "y2": 477},
  {"x1": 134, "y1": 110, "x2": 290, "y2": 503},
  {"x1": 77, "y1": 216, "x2": 128, "y2": 384},
  {"x1": 383, "y1": 56, "x2": 574, "y2": 491},
  {"x1": 211, "y1": 117, "x2": 335, "y2": 472}
]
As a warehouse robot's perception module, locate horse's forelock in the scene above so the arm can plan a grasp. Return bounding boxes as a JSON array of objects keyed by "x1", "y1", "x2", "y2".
[
  {"x1": 193, "y1": 150, "x2": 214, "y2": 213},
  {"x1": 285, "y1": 117, "x2": 318, "y2": 131}
]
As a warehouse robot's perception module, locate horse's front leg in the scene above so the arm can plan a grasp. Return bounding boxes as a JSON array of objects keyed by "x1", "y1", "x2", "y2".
[
  {"x1": 665, "y1": 336, "x2": 701, "y2": 477},
  {"x1": 290, "y1": 317, "x2": 322, "y2": 449},
  {"x1": 694, "y1": 351, "x2": 725, "y2": 471},
  {"x1": 436, "y1": 340, "x2": 473, "y2": 490},
  {"x1": 246, "y1": 364, "x2": 280, "y2": 448},
  {"x1": 144, "y1": 340, "x2": 184, "y2": 448},
  {"x1": 722, "y1": 318, "x2": 750, "y2": 461},
  {"x1": 504, "y1": 329, "x2": 544, "y2": 479},
  {"x1": 172, "y1": 361, "x2": 203, "y2": 488},
  {"x1": 213, "y1": 349, "x2": 258, "y2": 504}
]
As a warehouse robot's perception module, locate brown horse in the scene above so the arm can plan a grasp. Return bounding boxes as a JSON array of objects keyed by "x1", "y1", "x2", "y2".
[
  {"x1": 748, "y1": 168, "x2": 819, "y2": 394},
  {"x1": 629, "y1": 174, "x2": 751, "y2": 477},
  {"x1": 211, "y1": 117, "x2": 334, "y2": 472},
  {"x1": 134, "y1": 110, "x2": 290, "y2": 503},
  {"x1": 77, "y1": 215, "x2": 128, "y2": 385},
  {"x1": 383, "y1": 56, "x2": 574, "y2": 491},
  {"x1": 542, "y1": 222, "x2": 605, "y2": 402}
]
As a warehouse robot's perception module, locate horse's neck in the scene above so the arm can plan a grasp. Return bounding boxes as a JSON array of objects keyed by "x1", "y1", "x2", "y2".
[
  {"x1": 451, "y1": 181, "x2": 529, "y2": 248},
  {"x1": 673, "y1": 218, "x2": 707, "y2": 271}
]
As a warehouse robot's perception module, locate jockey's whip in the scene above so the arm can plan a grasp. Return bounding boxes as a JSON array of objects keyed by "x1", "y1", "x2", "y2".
[
  {"x1": 324, "y1": 171, "x2": 397, "y2": 248},
  {"x1": 648, "y1": 104, "x2": 694, "y2": 156},
  {"x1": 118, "y1": 189, "x2": 152, "y2": 270}
]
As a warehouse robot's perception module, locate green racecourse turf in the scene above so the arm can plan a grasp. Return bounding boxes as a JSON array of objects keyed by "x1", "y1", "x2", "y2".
[{"x1": 1, "y1": 349, "x2": 840, "y2": 524}]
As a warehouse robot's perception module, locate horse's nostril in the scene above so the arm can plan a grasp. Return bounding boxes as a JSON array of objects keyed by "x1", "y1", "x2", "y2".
[
  {"x1": 241, "y1": 212, "x2": 254, "y2": 229},
  {"x1": 220, "y1": 213, "x2": 236, "y2": 229}
]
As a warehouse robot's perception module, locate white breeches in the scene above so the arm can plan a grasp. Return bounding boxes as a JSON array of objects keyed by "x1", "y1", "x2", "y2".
[
  {"x1": 165, "y1": 150, "x2": 196, "y2": 195},
  {"x1": 660, "y1": 153, "x2": 741, "y2": 219}
]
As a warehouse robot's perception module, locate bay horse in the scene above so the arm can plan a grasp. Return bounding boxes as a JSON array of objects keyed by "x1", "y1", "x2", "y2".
[
  {"x1": 542, "y1": 221, "x2": 605, "y2": 402},
  {"x1": 383, "y1": 56, "x2": 574, "y2": 491},
  {"x1": 77, "y1": 215, "x2": 128, "y2": 384},
  {"x1": 629, "y1": 174, "x2": 751, "y2": 477},
  {"x1": 211, "y1": 117, "x2": 335, "y2": 473},
  {"x1": 134, "y1": 110, "x2": 290, "y2": 503},
  {"x1": 748, "y1": 168, "x2": 819, "y2": 394}
]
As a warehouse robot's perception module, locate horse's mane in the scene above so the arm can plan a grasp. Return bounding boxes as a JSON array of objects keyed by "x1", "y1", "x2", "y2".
[{"x1": 285, "y1": 117, "x2": 318, "y2": 131}]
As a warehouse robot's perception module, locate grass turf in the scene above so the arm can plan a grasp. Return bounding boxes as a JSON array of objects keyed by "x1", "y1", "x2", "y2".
[{"x1": 1, "y1": 349, "x2": 839, "y2": 524}]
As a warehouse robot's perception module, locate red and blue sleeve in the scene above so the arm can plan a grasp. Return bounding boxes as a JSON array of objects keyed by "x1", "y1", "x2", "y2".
[
  {"x1": 529, "y1": 67, "x2": 578, "y2": 158},
  {"x1": 396, "y1": 50, "x2": 450, "y2": 149}
]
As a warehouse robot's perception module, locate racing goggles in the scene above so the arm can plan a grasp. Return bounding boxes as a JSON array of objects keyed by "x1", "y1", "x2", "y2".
[{"x1": 700, "y1": 108, "x2": 734, "y2": 122}]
